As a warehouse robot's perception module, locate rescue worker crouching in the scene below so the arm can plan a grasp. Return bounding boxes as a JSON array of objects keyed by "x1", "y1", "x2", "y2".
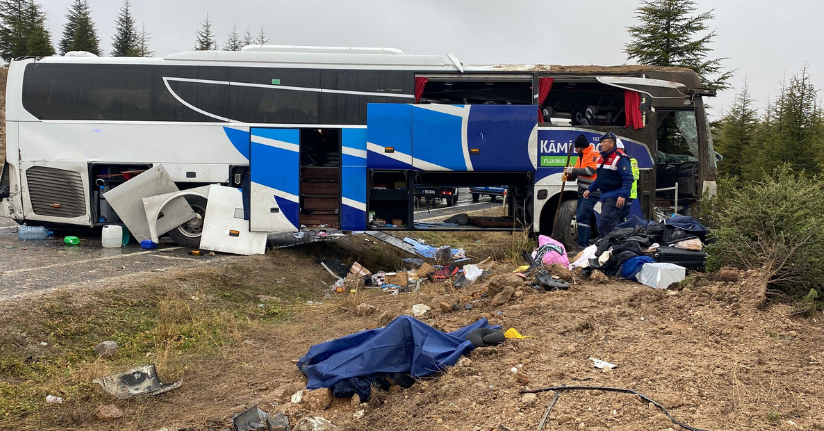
[
  {"x1": 563, "y1": 134, "x2": 599, "y2": 251},
  {"x1": 583, "y1": 132, "x2": 634, "y2": 235}
]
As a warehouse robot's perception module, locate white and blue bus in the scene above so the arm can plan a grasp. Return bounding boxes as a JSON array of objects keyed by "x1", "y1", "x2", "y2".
[{"x1": 0, "y1": 46, "x2": 717, "y2": 248}]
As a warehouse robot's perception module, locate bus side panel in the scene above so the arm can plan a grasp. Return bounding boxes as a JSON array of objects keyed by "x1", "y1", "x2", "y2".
[
  {"x1": 249, "y1": 128, "x2": 300, "y2": 233},
  {"x1": 366, "y1": 104, "x2": 413, "y2": 169},
  {"x1": 341, "y1": 129, "x2": 367, "y2": 231}
]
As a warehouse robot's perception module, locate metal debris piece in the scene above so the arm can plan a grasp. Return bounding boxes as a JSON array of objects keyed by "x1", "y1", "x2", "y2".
[
  {"x1": 93, "y1": 364, "x2": 182, "y2": 399},
  {"x1": 232, "y1": 405, "x2": 290, "y2": 431}
]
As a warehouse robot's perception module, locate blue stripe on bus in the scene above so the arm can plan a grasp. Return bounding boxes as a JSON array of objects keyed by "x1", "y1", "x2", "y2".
[
  {"x1": 412, "y1": 107, "x2": 466, "y2": 171},
  {"x1": 274, "y1": 197, "x2": 300, "y2": 228},
  {"x1": 366, "y1": 104, "x2": 413, "y2": 169},
  {"x1": 223, "y1": 127, "x2": 251, "y2": 160}
]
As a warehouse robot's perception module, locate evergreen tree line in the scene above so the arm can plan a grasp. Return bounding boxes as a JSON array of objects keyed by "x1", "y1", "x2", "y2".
[
  {"x1": 0, "y1": 0, "x2": 151, "y2": 60},
  {"x1": 0, "y1": 0, "x2": 271, "y2": 61},
  {"x1": 713, "y1": 67, "x2": 824, "y2": 181},
  {"x1": 194, "y1": 13, "x2": 268, "y2": 51}
]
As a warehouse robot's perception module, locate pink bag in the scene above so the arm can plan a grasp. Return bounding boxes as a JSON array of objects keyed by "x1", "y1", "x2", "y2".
[{"x1": 533, "y1": 235, "x2": 570, "y2": 267}]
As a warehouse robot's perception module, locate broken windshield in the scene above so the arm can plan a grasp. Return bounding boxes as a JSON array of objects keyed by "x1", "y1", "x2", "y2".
[{"x1": 655, "y1": 110, "x2": 699, "y2": 164}]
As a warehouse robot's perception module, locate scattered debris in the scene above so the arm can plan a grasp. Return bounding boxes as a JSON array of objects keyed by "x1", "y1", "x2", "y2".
[
  {"x1": 439, "y1": 302, "x2": 453, "y2": 313},
  {"x1": 353, "y1": 409, "x2": 365, "y2": 419},
  {"x1": 589, "y1": 357, "x2": 617, "y2": 370},
  {"x1": 93, "y1": 404, "x2": 123, "y2": 420},
  {"x1": 231, "y1": 405, "x2": 290, "y2": 431},
  {"x1": 94, "y1": 340, "x2": 119, "y2": 358},
  {"x1": 93, "y1": 364, "x2": 182, "y2": 399},
  {"x1": 504, "y1": 328, "x2": 529, "y2": 339},
  {"x1": 291, "y1": 390, "x2": 304, "y2": 404},
  {"x1": 45, "y1": 395, "x2": 62, "y2": 404}
]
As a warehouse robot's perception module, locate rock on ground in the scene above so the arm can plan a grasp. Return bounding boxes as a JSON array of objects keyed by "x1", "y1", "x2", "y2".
[
  {"x1": 547, "y1": 264, "x2": 574, "y2": 282},
  {"x1": 355, "y1": 303, "x2": 377, "y2": 316},
  {"x1": 487, "y1": 273, "x2": 524, "y2": 296},
  {"x1": 491, "y1": 286, "x2": 515, "y2": 307},
  {"x1": 294, "y1": 416, "x2": 337, "y2": 431},
  {"x1": 94, "y1": 341, "x2": 118, "y2": 358},
  {"x1": 94, "y1": 404, "x2": 123, "y2": 420},
  {"x1": 590, "y1": 270, "x2": 609, "y2": 284},
  {"x1": 521, "y1": 393, "x2": 538, "y2": 406},
  {"x1": 301, "y1": 388, "x2": 332, "y2": 411}
]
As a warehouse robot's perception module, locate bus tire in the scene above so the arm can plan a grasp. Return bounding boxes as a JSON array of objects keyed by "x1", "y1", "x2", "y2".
[
  {"x1": 552, "y1": 200, "x2": 578, "y2": 250},
  {"x1": 167, "y1": 195, "x2": 208, "y2": 249}
]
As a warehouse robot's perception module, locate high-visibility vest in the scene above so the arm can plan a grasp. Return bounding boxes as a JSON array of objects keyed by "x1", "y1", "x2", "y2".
[{"x1": 629, "y1": 157, "x2": 639, "y2": 200}]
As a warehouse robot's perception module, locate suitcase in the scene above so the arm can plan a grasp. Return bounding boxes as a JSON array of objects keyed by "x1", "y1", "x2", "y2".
[{"x1": 651, "y1": 247, "x2": 706, "y2": 270}]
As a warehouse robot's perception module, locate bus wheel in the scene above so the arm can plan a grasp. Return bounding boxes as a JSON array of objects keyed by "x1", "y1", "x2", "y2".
[
  {"x1": 168, "y1": 196, "x2": 208, "y2": 249},
  {"x1": 552, "y1": 200, "x2": 578, "y2": 250}
]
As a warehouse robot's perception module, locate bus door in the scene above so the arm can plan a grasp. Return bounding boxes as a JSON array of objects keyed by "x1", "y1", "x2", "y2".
[
  {"x1": 248, "y1": 128, "x2": 300, "y2": 233},
  {"x1": 249, "y1": 127, "x2": 366, "y2": 232}
]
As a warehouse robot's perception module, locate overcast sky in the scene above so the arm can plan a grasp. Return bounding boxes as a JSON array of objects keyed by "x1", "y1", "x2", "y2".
[{"x1": 35, "y1": 0, "x2": 824, "y2": 119}]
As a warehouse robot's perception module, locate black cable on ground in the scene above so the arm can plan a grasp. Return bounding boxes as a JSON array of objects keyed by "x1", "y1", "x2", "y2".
[
  {"x1": 521, "y1": 385, "x2": 711, "y2": 431},
  {"x1": 537, "y1": 391, "x2": 560, "y2": 431}
]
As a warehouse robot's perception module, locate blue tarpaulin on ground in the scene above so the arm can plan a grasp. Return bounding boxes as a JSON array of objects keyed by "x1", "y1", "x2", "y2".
[{"x1": 297, "y1": 315, "x2": 494, "y2": 391}]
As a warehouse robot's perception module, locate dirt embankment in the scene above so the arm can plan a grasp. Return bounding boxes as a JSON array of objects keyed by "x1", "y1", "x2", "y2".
[{"x1": 2, "y1": 232, "x2": 823, "y2": 431}]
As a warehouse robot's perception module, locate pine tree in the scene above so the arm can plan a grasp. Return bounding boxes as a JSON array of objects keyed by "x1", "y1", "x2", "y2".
[
  {"x1": 224, "y1": 24, "x2": 242, "y2": 51},
  {"x1": 0, "y1": 0, "x2": 28, "y2": 61},
  {"x1": 625, "y1": 0, "x2": 731, "y2": 90},
  {"x1": 255, "y1": 26, "x2": 268, "y2": 45},
  {"x1": 194, "y1": 13, "x2": 216, "y2": 50},
  {"x1": 135, "y1": 22, "x2": 153, "y2": 57},
  {"x1": 242, "y1": 26, "x2": 253, "y2": 47},
  {"x1": 748, "y1": 67, "x2": 824, "y2": 179},
  {"x1": 0, "y1": 0, "x2": 54, "y2": 61},
  {"x1": 111, "y1": 0, "x2": 138, "y2": 57},
  {"x1": 714, "y1": 81, "x2": 757, "y2": 178},
  {"x1": 59, "y1": 0, "x2": 100, "y2": 55},
  {"x1": 24, "y1": 1, "x2": 53, "y2": 57},
  {"x1": 777, "y1": 66, "x2": 823, "y2": 174}
]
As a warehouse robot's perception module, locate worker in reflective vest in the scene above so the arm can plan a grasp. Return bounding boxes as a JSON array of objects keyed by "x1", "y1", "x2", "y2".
[
  {"x1": 583, "y1": 132, "x2": 634, "y2": 235},
  {"x1": 563, "y1": 134, "x2": 599, "y2": 251},
  {"x1": 617, "y1": 139, "x2": 639, "y2": 202}
]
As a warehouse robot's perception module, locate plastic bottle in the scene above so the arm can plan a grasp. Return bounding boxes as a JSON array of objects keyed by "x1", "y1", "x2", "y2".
[
  {"x1": 18, "y1": 225, "x2": 53, "y2": 240},
  {"x1": 101, "y1": 225, "x2": 123, "y2": 248}
]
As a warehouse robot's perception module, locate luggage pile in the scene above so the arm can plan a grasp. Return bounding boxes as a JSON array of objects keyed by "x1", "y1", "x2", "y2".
[{"x1": 571, "y1": 215, "x2": 709, "y2": 289}]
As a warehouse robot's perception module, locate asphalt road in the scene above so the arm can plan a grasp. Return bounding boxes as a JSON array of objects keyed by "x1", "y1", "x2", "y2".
[
  {"x1": 0, "y1": 189, "x2": 501, "y2": 300},
  {"x1": 0, "y1": 217, "x2": 239, "y2": 302},
  {"x1": 414, "y1": 187, "x2": 503, "y2": 221}
]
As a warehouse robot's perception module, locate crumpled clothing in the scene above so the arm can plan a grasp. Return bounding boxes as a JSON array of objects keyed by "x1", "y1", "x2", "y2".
[
  {"x1": 570, "y1": 244, "x2": 598, "y2": 269},
  {"x1": 533, "y1": 235, "x2": 570, "y2": 267}
]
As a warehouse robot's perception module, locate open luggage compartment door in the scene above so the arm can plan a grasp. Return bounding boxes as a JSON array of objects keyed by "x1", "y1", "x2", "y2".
[{"x1": 249, "y1": 128, "x2": 300, "y2": 232}]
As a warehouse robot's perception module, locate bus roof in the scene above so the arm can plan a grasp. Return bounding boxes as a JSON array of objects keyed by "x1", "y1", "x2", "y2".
[{"x1": 26, "y1": 45, "x2": 701, "y2": 85}]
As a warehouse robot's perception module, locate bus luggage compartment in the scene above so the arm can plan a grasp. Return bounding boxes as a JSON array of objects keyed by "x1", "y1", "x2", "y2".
[{"x1": 366, "y1": 104, "x2": 537, "y2": 172}]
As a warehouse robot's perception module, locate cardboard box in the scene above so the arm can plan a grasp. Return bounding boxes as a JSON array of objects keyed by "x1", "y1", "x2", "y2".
[
  {"x1": 417, "y1": 262, "x2": 435, "y2": 276},
  {"x1": 349, "y1": 262, "x2": 372, "y2": 277},
  {"x1": 391, "y1": 219, "x2": 403, "y2": 226},
  {"x1": 384, "y1": 271, "x2": 409, "y2": 287},
  {"x1": 393, "y1": 181, "x2": 406, "y2": 189}
]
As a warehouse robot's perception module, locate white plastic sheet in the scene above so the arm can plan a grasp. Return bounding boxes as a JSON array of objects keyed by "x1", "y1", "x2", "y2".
[
  {"x1": 569, "y1": 244, "x2": 598, "y2": 269},
  {"x1": 637, "y1": 262, "x2": 686, "y2": 289}
]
